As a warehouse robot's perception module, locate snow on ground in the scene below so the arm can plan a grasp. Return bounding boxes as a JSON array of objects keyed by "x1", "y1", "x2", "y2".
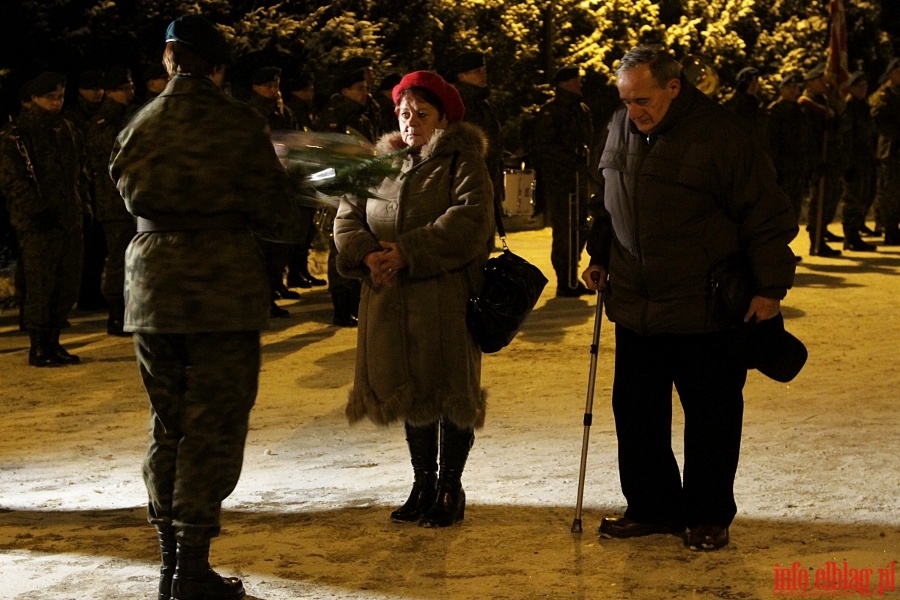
[{"x1": 1, "y1": 227, "x2": 898, "y2": 599}]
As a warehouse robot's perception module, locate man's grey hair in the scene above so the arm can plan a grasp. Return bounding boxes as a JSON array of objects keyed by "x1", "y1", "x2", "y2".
[{"x1": 616, "y1": 45, "x2": 682, "y2": 87}]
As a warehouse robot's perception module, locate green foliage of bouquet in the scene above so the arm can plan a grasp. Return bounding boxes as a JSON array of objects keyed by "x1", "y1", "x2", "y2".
[{"x1": 272, "y1": 131, "x2": 406, "y2": 205}]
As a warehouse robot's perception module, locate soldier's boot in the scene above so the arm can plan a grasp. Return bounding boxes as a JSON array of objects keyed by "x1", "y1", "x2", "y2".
[
  {"x1": 171, "y1": 541, "x2": 245, "y2": 600},
  {"x1": 106, "y1": 300, "x2": 129, "y2": 336},
  {"x1": 808, "y1": 230, "x2": 841, "y2": 257},
  {"x1": 28, "y1": 329, "x2": 61, "y2": 367},
  {"x1": 391, "y1": 422, "x2": 438, "y2": 522},
  {"x1": 49, "y1": 328, "x2": 80, "y2": 365},
  {"x1": 157, "y1": 526, "x2": 177, "y2": 600},
  {"x1": 419, "y1": 419, "x2": 474, "y2": 528},
  {"x1": 842, "y1": 224, "x2": 876, "y2": 252}
]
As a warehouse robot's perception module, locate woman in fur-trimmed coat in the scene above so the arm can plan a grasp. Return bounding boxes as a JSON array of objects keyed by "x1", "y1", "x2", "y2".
[{"x1": 334, "y1": 71, "x2": 494, "y2": 528}]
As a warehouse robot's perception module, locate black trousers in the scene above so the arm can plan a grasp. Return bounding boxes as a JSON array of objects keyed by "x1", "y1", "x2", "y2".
[{"x1": 612, "y1": 324, "x2": 746, "y2": 529}]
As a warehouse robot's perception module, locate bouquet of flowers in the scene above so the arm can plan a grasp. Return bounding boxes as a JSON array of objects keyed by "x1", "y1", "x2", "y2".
[{"x1": 271, "y1": 130, "x2": 404, "y2": 207}]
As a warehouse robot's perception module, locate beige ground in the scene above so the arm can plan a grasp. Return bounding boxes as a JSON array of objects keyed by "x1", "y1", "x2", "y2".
[{"x1": 1, "y1": 226, "x2": 898, "y2": 600}]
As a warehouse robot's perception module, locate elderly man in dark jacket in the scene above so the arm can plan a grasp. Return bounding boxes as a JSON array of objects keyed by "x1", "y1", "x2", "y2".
[
  {"x1": 110, "y1": 15, "x2": 313, "y2": 600},
  {"x1": 582, "y1": 46, "x2": 798, "y2": 552}
]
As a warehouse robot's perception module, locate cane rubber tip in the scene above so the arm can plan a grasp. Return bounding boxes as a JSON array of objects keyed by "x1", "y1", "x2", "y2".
[{"x1": 571, "y1": 520, "x2": 583, "y2": 534}]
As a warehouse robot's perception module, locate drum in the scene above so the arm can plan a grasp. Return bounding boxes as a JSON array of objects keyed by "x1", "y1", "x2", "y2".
[{"x1": 503, "y1": 169, "x2": 536, "y2": 216}]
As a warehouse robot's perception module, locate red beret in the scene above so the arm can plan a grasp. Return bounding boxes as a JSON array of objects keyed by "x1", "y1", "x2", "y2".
[{"x1": 392, "y1": 71, "x2": 465, "y2": 123}]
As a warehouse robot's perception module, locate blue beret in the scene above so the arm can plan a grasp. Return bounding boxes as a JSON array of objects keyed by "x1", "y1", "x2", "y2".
[{"x1": 165, "y1": 15, "x2": 233, "y2": 66}]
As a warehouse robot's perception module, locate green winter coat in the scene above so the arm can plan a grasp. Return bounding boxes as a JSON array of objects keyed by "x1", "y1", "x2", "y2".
[
  {"x1": 334, "y1": 122, "x2": 495, "y2": 429},
  {"x1": 109, "y1": 74, "x2": 311, "y2": 334}
]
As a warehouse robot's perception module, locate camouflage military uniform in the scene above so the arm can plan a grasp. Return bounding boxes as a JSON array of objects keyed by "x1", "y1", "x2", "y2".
[
  {"x1": 85, "y1": 98, "x2": 137, "y2": 315},
  {"x1": 109, "y1": 74, "x2": 311, "y2": 544},
  {"x1": 799, "y1": 91, "x2": 845, "y2": 242},
  {"x1": 532, "y1": 88, "x2": 594, "y2": 291},
  {"x1": 0, "y1": 106, "x2": 87, "y2": 333},
  {"x1": 457, "y1": 81, "x2": 506, "y2": 211},
  {"x1": 766, "y1": 97, "x2": 811, "y2": 220},
  {"x1": 841, "y1": 94, "x2": 877, "y2": 236},
  {"x1": 870, "y1": 81, "x2": 900, "y2": 243}
]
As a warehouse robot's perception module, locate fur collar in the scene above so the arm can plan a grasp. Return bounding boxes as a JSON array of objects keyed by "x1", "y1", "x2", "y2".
[{"x1": 374, "y1": 121, "x2": 487, "y2": 162}]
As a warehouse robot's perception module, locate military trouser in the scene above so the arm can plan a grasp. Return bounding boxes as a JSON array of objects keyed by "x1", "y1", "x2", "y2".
[
  {"x1": 841, "y1": 161, "x2": 877, "y2": 232},
  {"x1": 134, "y1": 331, "x2": 260, "y2": 545},
  {"x1": 100, "y1": 219, "x2": 136, "y2": 304},
  {"x1": 544, "y1": 173, "x2": 589, "y2": 289},
  {"x1": 776, "y1": 169, "x2": 808, "y2": 223},
  {"x1": 328, "y1": 238, "x2": 360, "y2": 313},
  {"x1": 875, "y1": 160, "x2": 900, "y2": 237},
  {"x1": 20, "y1": 227, "x2": 82, "y2": 330},
  {"x1": 806, "y1": 170, "x2": 842, "y2": 237}
]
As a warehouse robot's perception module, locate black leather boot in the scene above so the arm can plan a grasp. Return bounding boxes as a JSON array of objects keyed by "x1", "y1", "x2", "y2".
[
  {"x1": 28, "y1": 329, "x2": 60, "y2": 367},
  {"x1": 391, "y1": 422, "x2": 438, "y2": 523},
  {"x1": 419, "y1": 419, "x2": 474, "y2": 528},
  {"x1": 331, "y1": 293, "x2": 358, "y2": 327},
  {"x1": 50, "y1": 328, "x2": 80, "y2": 364},
  {"x1": 843, "y1": 230, "x2": 876, "y2": 251},
  {"x1": 157, "y1": 527, "x2": 176, "y2": 600},
  {"x1": 171, "y1": 541, "x2": 245, "y2": 600},
  {"x1": 107, "y1": 300, "x2": 130, "y2": 336}
]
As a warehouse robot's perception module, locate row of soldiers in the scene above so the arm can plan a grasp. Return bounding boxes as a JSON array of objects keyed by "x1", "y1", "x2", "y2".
[{"x1": 722, "y1": 60, "x2": 900, "y2": 257}]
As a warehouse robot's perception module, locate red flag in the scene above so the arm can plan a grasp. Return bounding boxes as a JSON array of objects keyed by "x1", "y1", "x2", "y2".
[{"x1": 826, "y1": 0, "x2": 850, "y2": 91}]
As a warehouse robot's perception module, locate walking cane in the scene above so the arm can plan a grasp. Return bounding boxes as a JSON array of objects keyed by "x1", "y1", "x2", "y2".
[{"x1": 571, "y1": 276, "x2": 604, "y2": 534}]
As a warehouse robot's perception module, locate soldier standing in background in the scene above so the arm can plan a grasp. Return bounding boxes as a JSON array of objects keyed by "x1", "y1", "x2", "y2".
[
  {"x1": 0, "y1": 72, "x2": 90, "y2": 366},
  {"x1": 840, "y1": 71, "x2": 877, "y2": 251},
  {"x1": 533, "y1": 65, "x2": 594, "y2": 296},
  {"x1": 870, "y1": 58, "x2": 900, "y2": 245},
  {"x1": 109, "y1": 15, "x2": 316, "y2": 600},
  {"x1": 446, "y1": 51, "x2": 505, "y2": 219},
  {"x1": 85, "y1": 67, "x2": 139, "y2": 335},
  {"x1": 142, "y1": 63, "x2": 170, "y2": 104},
  {"x1": 799, "y1": 63, "x2": 845, "y2": 257},
  {"x1": 65, "y1": 68, "x2": 108, "y2": 311},
  {"x1": 722, "y1": 66, "x2": 764, "y2": 133},
  {"x1": 374, "y1": 72, "x2": 402, "y2": 133},
  {"x1": 765, "y1": 70, "x2": 810, "y2": 234},
  {"x1": 247, "y1": 66, "x2": 302, "y2": 315}
]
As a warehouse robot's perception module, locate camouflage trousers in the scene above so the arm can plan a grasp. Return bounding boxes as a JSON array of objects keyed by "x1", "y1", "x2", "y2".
[
  {"x1": 100, "y1": 219, "x2": 136, "y2": 304},
  {"x1": 134, "y1": 331, "x2": 260, "y2": 544},
  {"x1": 19, "y1": 227, "x2": 82, "y2": 330},
  {"x1": 875, "y1": 159, "x2": 900, "y2": 232}
]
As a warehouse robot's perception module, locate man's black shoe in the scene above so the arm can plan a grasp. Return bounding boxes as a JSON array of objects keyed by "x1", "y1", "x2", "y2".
[
  {"x1": 822, "y1": 229, "x2": 844, "y2": 242},
  {"x1": 810, "y1": 242, "x2": 841, "y2": 257},
  {"x1": 844, "y1": 238, "x2": 877, "y2": 252},
  {"x1": 270, "y1": 302, "x2": 290, "y2": 318},
  {"x1": 687, "y1": 525, "x2": 729, "y2": 551},
  {"x1": 286, "y1": 273, "x2": 312, "y2": 289},
  {"x1": 859, "y1": 224, "x2": 878, "y2": 237},
  {"x1": 274, "y1": 286, "x2": 301, "y2": 300},
  {"x1": 556, "y1": 284, "x2": 593, "y2": 298},
  {"x1": 598, "y1": 516, "x2": 683, "y2": 539}
]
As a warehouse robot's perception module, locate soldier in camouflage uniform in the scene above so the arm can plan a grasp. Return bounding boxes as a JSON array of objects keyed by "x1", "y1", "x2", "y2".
[
  {"x1": 246, "y1": 66, "x2": 302, "y2": 315},
  {"x1": 533, "y1": 66, "x2": 594, "y2": 296},
  {"x1": 765, "y1": 70, "x2": 810, "y2": 227},
  {"x1": 85, "y1": 68, "x2": 138, "y2": 335},
  {"x1": 870, "y1": 58, "x2": 900, "y2": 245},
  {"x1": 0, "y1": 72, "x2": 89, "y2": 367},
  {"x1": 840, "y1": 71, "x2": 877, "y2": 251},
  {"x1": 109, "y1": 16, "x2": 313, "y2": 600},
  {"x1": 446, "y1": 51, "x2": 506, "y2": 218},
  {"x1": 314, "y1": 67, "x2": 375, "y2": 326}
]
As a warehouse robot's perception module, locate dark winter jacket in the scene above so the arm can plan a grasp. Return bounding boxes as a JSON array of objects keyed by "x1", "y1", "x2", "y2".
[
  {"x1": 315, "y1": 93, "x2": 377, "y2": 143},
  {"x1": 587, "y1": 76, "x2": 798, "y2": 335},
  {"x1": 456, "y1": 81, "x2": 505, "y2": 202},
  {"x1": 0, "y1": 107, "x2": 89, "y2": 235},
  {"x1": 334, "y1": 122, "x2": 495, "y2": 429},
  {"x1": 870, "y1": 82, "x2": 900, "y2": 161},
  {"x1": 765, "y1": 98, "x2": 811, "y2": 179},
  {"x1": 86, "y1": 98, "x2": 136, "y2": 222},
  {"x1": 109, "y1": 74, "x2": 312, "y2": 334}
]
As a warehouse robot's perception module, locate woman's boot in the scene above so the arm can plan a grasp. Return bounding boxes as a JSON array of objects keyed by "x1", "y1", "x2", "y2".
[
  {"x1": 419, "y1": 419, "x2": 474, "y2": 528},
  {"x1": 157, "y1": 526, "x2": 176, "y2": 600},
  {"x1": 391, "y1": 422, "x2": 439, "y2": 522},
  {"x1": 171, "y1": 541, "x2": 245, "y2": 600}
]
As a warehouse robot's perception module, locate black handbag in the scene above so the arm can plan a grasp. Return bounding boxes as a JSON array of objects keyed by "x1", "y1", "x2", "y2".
[{"x1": 467, "y1": 203, "x2": 548, "y2": 353}]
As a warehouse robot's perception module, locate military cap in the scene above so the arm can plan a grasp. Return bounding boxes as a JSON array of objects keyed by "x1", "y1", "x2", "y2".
[
  {"x1": 880, "y1": 58, "x2": 900, "y2": 85},
  {"x1": 100, "y1": 68, "x2": 133, "y2": 90},
  {"x1": 78, "y1": 69, "x2": 103, "y2": 90},
  {"x1": 552, "y1": 65, "x2": 581, "y2": 85},
  {"x1": 284, "y1": 71, "x2": 314, "y2": 91},
  {"x1": 378, "y1": 72, "x2": 402, "y2": 92},
  {"x1": 30, "y1": 72, "x2": 66, "y2": 97},
  {"x1": 335, "y1": 68, "x2": 367, "y2": 91},
  {"x1": 392, "y1": 70, "x2": 465, "y2": 123},
  {"x1": 803, "y1": 62, "x2": 826, "y2": 81},
  {"x1": 165, "y1": 14, "x2": 233, "y2": 65},
  {"x1": 447, "y1": 51, "x2": 485, "y2": 79},
  {"x1": 847, "y1": 70, "x2": 867, "y2": 88},
  {"x1": 251, "y1": 66, "x2": 281, "y2": 86},
  {"x1": 779, "y1": 70, "x2": 804, "y2": 87},
  {"x1": 340, "y1": 56, "x2": 373, "y2": 72}
]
